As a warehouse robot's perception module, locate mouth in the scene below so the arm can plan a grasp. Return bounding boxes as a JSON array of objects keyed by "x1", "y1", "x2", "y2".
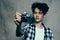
[
  {"x1": 35, "y1": 18, "x2": 40, "y2": 21},
  {"x1": 35, "y1": 17, "x2": 39, "y2": 19}
]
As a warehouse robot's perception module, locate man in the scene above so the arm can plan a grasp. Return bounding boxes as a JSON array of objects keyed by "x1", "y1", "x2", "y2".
[{"x1": 14, "y1": 2, "x2": 53, "y2": 40}]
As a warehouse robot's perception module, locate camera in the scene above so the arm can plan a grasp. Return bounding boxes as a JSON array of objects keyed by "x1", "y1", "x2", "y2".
[{"x1": 21, "y1": 12, "x2": 34, "y2": 23}]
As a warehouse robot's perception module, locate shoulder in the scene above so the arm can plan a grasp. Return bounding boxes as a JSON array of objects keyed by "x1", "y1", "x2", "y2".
[
  {"x1": 24, "y1": 23, "x2": 35, "y2": 31},
  {"x1": 24, "y1": 23, "x2": 31, "y2": 31},
  {"x1": 45, "y1": 26, "x2": 54, "y2": 39},
  {"x1": 46, "y1": 27, "x2": 53, "y2": 34},
  {"x1": 44, "y1": 25, "x2": 53, "y2": 34},
  {"x1": 46, "y1": 27, "x2": 54, "y2": 38}
]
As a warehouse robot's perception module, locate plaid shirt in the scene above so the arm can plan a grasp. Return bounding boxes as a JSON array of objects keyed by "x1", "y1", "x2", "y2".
[{"x1": 16, "y1": 23, "x2": 54, "y2": 40}]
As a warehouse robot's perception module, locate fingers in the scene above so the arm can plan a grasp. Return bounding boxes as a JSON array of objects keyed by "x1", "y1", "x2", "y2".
[
  {"x1": 14, "y1": 18, "x2": 20, "y2": 25},
  {"x1": 16, "y1": 12, "x2": 21, "y2": 19},
  {"x1": 14, "y1": 12, "x2": 22, "y2": 25},
  {"x1": 16, "y1": 12, "x2": 21, "y2": 16}
]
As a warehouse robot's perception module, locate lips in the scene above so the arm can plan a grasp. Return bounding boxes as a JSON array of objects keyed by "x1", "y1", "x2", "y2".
[{"x1": 35, "y1": 17, "x2": 39, "y2": 20}]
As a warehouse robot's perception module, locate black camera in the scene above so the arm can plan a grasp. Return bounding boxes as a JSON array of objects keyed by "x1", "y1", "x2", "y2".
[{"x1": 21, "y1": 12, "x2": 34, "y2": 23}]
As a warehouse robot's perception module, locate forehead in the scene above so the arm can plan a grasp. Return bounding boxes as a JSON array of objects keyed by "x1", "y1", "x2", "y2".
[
  {"x1": 34, "y1": 8, "x2": 41, "y2": 12},
  {"x1": 34, "y1": 8, "x2": 42, "y2": 13}
]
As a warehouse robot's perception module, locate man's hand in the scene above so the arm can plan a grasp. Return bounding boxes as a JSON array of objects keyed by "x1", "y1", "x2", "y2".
[{"x1": 14, "y1": 12, "x2": 22, "y2": 25}]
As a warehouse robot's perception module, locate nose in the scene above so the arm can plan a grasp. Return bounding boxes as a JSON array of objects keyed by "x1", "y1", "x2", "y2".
[{"x1": 36, "y1": 13, "x2": 39, "y2": 17}]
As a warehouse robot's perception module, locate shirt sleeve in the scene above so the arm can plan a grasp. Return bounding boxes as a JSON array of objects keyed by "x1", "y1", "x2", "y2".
[
  {"x1": 16, "y1": 25, "x2": 24, "y2": 37},
  {"x1": 16, "y1": 24, "x2": 29, "y2": 37},
  {"x1": 49, "y1": 28, "x2": 54, "y2": 40},
  {"x1": 50, "y1": 30, "x2": 54, "y2": 40}
]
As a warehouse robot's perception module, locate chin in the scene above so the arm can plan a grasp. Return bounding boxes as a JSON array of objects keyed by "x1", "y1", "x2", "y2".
[{"x1": 35, "y1": 20, "x2": 41, "y2": 23}]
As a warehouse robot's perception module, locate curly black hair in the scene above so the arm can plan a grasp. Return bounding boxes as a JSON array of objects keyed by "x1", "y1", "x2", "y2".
[{"x1": 31, "y1": 2, "x2": 49, "y2": 15}]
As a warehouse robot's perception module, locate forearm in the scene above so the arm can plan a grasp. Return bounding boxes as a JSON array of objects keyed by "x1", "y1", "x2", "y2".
[{"x1": 16, "y1": 24, "x2": 24, "y2": 37}]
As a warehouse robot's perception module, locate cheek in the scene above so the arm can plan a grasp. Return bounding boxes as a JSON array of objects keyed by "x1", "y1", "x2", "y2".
[
  {"x1": 33, "y1": 14, "x2": 36, "y2": 18},
  {"x1": 39, "y1": 15, "x2": 44, "y2": 20},
  {"x1": 39, "y1": 15, "x2": 43, "y2": 18}
]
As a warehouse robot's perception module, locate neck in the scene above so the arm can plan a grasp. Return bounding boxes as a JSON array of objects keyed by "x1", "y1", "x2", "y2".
[{"x1": 34, "y1": 22, "x2": 43, "y2": 29}]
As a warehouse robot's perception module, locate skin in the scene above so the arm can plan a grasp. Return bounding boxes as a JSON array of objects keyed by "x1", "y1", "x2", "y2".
[
  {"x1": 14, "y1": 12, "x2": 21, "y2": 25},
  {"x1": 14, "y1": 8, "x2": 45, "y2": 29},
  {"x1": 33, "y1": 8, "x2": 45, "y2": 28}
]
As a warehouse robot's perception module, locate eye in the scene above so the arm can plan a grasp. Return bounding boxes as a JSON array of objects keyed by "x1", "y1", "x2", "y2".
[
  {"x1": 34, "y1": 12, "x2": 37, "y2": 14},
  {"x1": 39, "y1": 11, "x2": 43, "y2": 14}
]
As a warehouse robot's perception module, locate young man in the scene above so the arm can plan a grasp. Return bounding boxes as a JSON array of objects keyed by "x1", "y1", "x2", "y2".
[{"x1": 14, "y1": 2, "x2": 53, "y2": 40}]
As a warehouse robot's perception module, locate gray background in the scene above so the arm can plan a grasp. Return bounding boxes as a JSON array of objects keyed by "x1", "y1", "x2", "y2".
[{"x1": 0, "y1": 0, "x2": 60, "y2": 40}]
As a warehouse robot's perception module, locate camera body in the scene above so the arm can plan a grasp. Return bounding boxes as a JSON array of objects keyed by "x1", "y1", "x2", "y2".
[{"x1": 21, "y1": 12, "x2": 34, "y2": 23}]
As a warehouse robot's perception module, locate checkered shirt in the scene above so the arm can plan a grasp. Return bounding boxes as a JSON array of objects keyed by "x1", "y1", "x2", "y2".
[{"x1": 16, "y1": 23, "x2": 54, "y2": 40}]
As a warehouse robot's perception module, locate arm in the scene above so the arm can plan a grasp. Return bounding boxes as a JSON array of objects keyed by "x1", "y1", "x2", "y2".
[
  {"x1": 49, "y1": 29, "x2": 54, "y2": 40},
  {"x1": 16, "y1": 24, "x2": 24, "y2": 37},
  {"x1": 50, "y1": 31, "x2": 54, "y2": 40},
  {"x1": 14, "y1": 12, "x2": 24, "y2": 37}
]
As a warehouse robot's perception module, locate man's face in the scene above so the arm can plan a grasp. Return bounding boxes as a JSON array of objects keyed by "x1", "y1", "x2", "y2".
[{"x1": 33, "y1": 8, "x2": 44, "y2": 23}]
